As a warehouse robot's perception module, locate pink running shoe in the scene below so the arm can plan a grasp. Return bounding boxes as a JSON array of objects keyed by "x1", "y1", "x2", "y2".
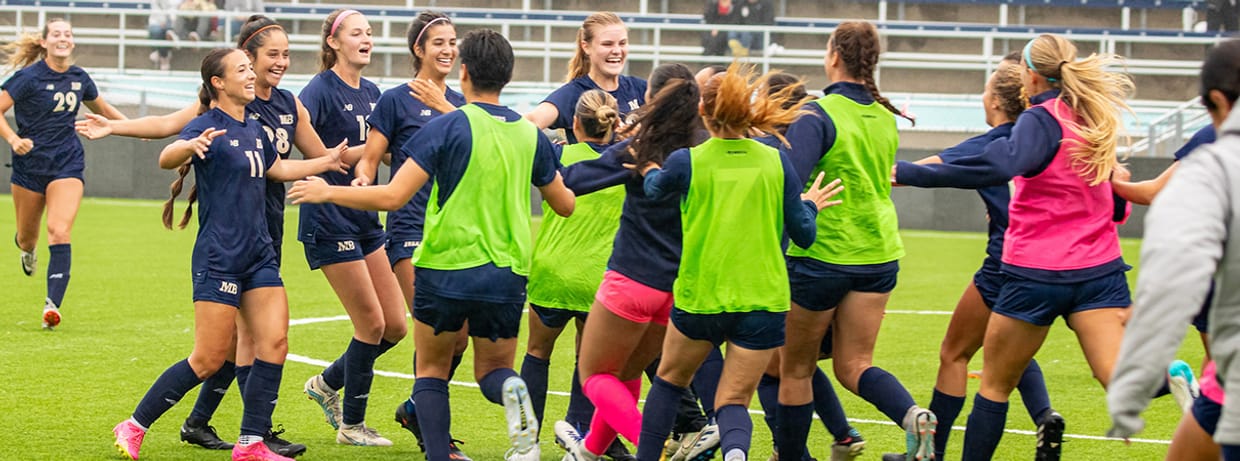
[
  {"x1": 232, "y1": 441, "x2": 295, "y2": 461},
  {"x1": 113, "y1": 420, "x2": 146, "y2": 460}
]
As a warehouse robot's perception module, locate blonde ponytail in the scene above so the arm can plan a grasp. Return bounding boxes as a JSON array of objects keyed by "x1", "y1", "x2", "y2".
[{"x1": 2, "y1": 18, "x2": 69, "y2": 70}]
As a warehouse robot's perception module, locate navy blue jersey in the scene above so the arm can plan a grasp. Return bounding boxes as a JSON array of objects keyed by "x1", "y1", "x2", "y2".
[
  {"x1": 181, "y1": 108, "x2": 278, "y2": 275},
  {"x1": 297, "y1": 70, "x2": 383, "y2": 241},
  {"x1": 562, "y1": 138, "x2": 683, "y2": 292},
  {"x1": 368, "y1": 83, "x2": 466, "y2": 240},
  {"x1": 919, "y1": 123, "x2": 1014, "y2": 272},
  {"x1": 403, "y1": 102, "x2": 560, "y2": 303},
  {"x1": 542, "y1": 75, "x2": 647, "y2": 144},
  {"x1": 2, "y1": 60, "x2": 98, "y2": 175},
  {"x1": 248, "y1": 88, "x2": 300, "y2": 236},
  {"x1": 1174, "y1": 125, "x2": 1216, "y2": 161}
]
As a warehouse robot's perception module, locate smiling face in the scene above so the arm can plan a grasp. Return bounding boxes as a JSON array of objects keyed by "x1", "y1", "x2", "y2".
[
  {"x1": 329, "y1": 14, "x2": 373, "y2": 69},
  {"x1": 250, "y1": 30, "x2": 290, "y2": 90},
  {"x1": 213, "y1": 50, "x2": 257, "y2": 105},
  {"x1": 41, "y1": 20, "x2": 74, "y2": 60},
  {"x1": 584, "y1": 24, "x2": 628, "y2": 79},
  {"x1": 416, "y1": 23, "x2": 457, "y2": 79}
]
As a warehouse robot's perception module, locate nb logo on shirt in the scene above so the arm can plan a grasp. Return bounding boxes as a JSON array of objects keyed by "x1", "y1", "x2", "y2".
[
  {"x1": 419, "y1": 109, "x2": 432, "y2": 117},
  {"x1": 345, "y1": 104, "x2": 354, "y2": 111},
  {"x1": 279, "y1": 114, "x2": 294, "y2": 125},
  {"x1": 230, "y1": 139, "x2": 240, "y2": 147},
  {"x1": 218, "y1": 281, "x2": 239, "y2": 295},
  {"x1": 337, "y1": 241, "x2": 356, "y2": 252}
]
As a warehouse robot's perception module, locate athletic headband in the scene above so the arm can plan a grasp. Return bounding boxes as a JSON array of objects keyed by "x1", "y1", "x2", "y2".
[
  {"x1": 1022, "y1": 37, "x2": 1063, "y2": 83},
  {"x1": 413, "y1": 17, "x2": 451, "y2": 51},
  {"x1": 330, "y1": 9, "x2": 361, "y2": 36},
  {"x1": 241, "y1": 24, "x2": 282, "y2": 49}
]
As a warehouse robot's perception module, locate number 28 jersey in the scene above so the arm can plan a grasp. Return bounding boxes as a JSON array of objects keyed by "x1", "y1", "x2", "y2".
[
  {"x1": 181, "y1": 108, "x2": 278, "y2": 275},
  {"x1": 1, "y1": 60, "x2": 98, "y2": 175}
]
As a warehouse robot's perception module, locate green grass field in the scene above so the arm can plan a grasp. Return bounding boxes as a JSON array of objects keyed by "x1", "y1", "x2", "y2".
[{"x1": 0, "y1": 196, "x2": 1201, "y2": 460}]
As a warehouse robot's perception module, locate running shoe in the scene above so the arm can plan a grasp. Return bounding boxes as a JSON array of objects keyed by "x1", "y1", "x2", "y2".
[
  {"x1": 673, "y1": 422, "x2": 720, "y2": 461},
  {"x1": 16, "y1": 235, "x2": 34, "y2": 276},
  {"x1": 337, "y1": 423, "x2": 393, "y2": 446},
  {"x1": 232, "y1": 441, "x2": 294, "y2": 461},
  {"x1": 503, "y1": 376, "x2": 540, "y2": 460},
  {"x1": 902, "y1": 407, "x2": 936, "y2": 461},
  {"x1": 1035, "y1": 410, "x2": 1065, "y2": 461},
  {"x1": 181, "y1": 419, "x2": 234, "y2": 450},
  {"x1": 42, "y1": 298, "x2": 60, "y2": 330},
  {"x1": 830, "y1": 428, "x2": 866, "y2": 461},
  {"x1": 113, "y1": 419, "x2": 146, "y2": 460},
  {"x1": 1168, "y1": 359, "x2": 1201, "y2": 414},
  {"x1": 265, "y1": 426, "x2": 307, "y2": 458},
  {"x1": 303, "y1": 374, "x2": 342, "y2": 429}
]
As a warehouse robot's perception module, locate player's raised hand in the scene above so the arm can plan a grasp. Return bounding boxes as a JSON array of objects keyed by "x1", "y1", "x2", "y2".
[
  {"x1": 327, "y1": 140, "x2": 350, "y2": 174},
  {"x1": 190, "y1": 128, "x2": 226, "y2": 159},
  {"x1": 802, "y1": 172, "x2": 844, "y2": 211},
  {"x1": 288, "y1": 175, "x2": 330, "y2": 204},
  {"x1": 75, "y1": 113, "x2": 113, "y2": 140}
]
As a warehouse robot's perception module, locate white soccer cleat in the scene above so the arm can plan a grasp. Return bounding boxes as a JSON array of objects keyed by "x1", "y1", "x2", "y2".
[
  {"x1": 674, "y1": 422, "x2": 721, "y2": 461},
  {"x1": 42, "y1": 298, "x2": 60, "y2": 330},
  {"x1": 304, "y1": 374, "x2": 343, "y2": 429},
  {"x1": 502, "y1": 376, "x2": 540, "y2": 460},
  {"x1": 17, "y1": 236, "x2": 35, "y2": 276},
  {"x1": 336, "y1": 423, "x2": 392, "y2": 446},
  {"x1": 1168, "y1": 359, "x2": 1200, "y2": 414}
]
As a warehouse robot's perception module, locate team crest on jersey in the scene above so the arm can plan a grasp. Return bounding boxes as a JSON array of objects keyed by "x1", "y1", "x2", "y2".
[
  {"x1": 419, "y1": 109, "x2": 432, "y2": 117},
  {"x1": 370, "y1": 103, "x2": 376, "y2": 110},
  {"x1": 256, "y1": 139, "x2": 263, "y2": 148},
  {"x1": 344, "y1": 104, "x2": 354, "y2": 111},
  {"x1": 628, "y1": 100, "x2": 639, "y2": 111},
  {"x1": 70, "y1": 82, "x2": 81, "y2": 91},
  {"x1": 250, "y1": 112, "x2": 261, "y2": 120},
  {"x1": 45, "y1": 84, "x2": 54, "y2": 90},
  {"x1": 230, "y1": 139, "x2": 240, "y2": 147},
  {"x1": 279, "y1": 114, "x2": 294, "y2": 125}
]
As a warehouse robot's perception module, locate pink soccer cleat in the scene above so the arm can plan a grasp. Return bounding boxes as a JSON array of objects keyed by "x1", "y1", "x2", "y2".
[
  {"x1": 232, "y1": 441, "x2": 296, "y2": 461},
  {"x1": 113, "y1": 420, "x2": 146, "y2": 460}
]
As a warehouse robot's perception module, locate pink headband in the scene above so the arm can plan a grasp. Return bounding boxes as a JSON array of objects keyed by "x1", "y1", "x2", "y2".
[
  {"x1": 330, "y1": 10, "x2": 361, "y2": 36},
  {"x1": 413, "y1": 17, "x2": 451, "y2": 51}
]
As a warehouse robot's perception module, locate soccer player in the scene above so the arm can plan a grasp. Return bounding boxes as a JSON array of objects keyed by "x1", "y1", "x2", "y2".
[
  {"x1": 288, "y1": 28, "x2": 574, "y2": 461},
  {"x1": 297, "y1": 8, "x2": 407, "y2": 446},
  {"x1": 525, "y1": 11, "x2": 647, "y2": 143},
  {"x1": 631, "y1": 62, "x2": 843, "y2": 461},
  {"x1": 111, "y1": 47, "x2": 345, "y2": 461},
  {"x1": 775, "y1": 21, "x2": 932, "y2": 461},
  {"x1": 348, "y1": 10, "x2": 472, "y2": 458},
  {"x1": 0, "y1": 18, "x2": 126, "y2": 329},
  {"x1": 894, "y1": 55, "x2": 1059, "y2": 461},
  {"x1": 894, "y1": 33, "x2": 1136, "y2": 460}
]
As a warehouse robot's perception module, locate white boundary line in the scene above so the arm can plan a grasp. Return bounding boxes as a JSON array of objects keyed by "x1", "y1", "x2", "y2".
[{"x1": 286, "y1": 314, "x2": 1171, "y2": 445}]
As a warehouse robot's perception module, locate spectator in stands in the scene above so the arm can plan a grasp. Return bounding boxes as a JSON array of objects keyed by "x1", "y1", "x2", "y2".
[
  {"x1": 175, "y1": 0, "x2": 217, "y2": 42},
  {"x1": 702, "y1": 0, "x2": 738, "y2": 56},
  {"x1": 148, "y1": 0, "x2": 177, "y2": 70},
  {"x1": 222, "y1": 0, "x2": 265, "y2": 41},
  {"x1": 730, "y1": 0, "x2": 775, "y2": 57}
]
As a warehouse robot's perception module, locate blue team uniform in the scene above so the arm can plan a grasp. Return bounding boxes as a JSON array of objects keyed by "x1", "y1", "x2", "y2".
[
  {"x1": 247, "y1": 88, "x2": 300, "y2": 264},
  {"x1": 1172, "y1": 125, "x2": 1218, "y2": 332},
  {"x1": 297, "y1": 70, "x2": 383, "y2": 269},
  {"x1": 366, "y1": 83, "x2": 466, "y2": 267},
  {"x1": 541, "y1": 75, "x2": 646, "y2": 144},
  {"x1": 181, "y1": 108, "x2": 282, "y2": 307},
  {"x1": 3, "y1": 60, "x2": 98, "y2": 192}
]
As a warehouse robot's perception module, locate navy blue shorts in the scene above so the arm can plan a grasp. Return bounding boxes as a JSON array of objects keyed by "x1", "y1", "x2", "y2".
[
  {"x1": 192, "y1": 263, "x2": 283, "y2": 308},
  {"x1": 788, "y1": 257, "x2": 899, "y2": 311},
  {"x1": 385, "y1": 235, "x2": 421, "y2": 267},
  {"x1": 1192, "y1": 393, "x2": 1222, "y2": 436},
  {"x1": 302, "y1": 233, "x2": 385, "y2": 270},
  {"x1": 671, "y1": 308, "x2": 785, "y2": 350},
  {"x1": 1193, "y1": 283, "x2": 1216, "y2": 333},
  {"x1": 413, "y1": 290, "x2": 523, "y2": 341},
  {"x1": 531, "y1": 303, "x2": 589, "y2": 329},
  {"x1": 992, "y1": 271, "x2": 1132, "y2": 327},
  {"x1": 10, "y1": 166, "x2": 84, "y2": 194},
  {"x1": 973, "y1": 267, "x2": 1007, "y2": 309}
]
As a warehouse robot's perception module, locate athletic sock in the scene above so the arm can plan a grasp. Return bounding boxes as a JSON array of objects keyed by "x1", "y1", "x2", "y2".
[
  {"x1": 479, "y1": 368, "x2": 518, "y2": 405},
  {"x1": 413, "y1": 378, "x2": 451, "y2": 460},
  {"x1": 1224, "y1": 444, "x2": 1240, "y2": 461},
  {"x1": 342, "y1": 338, "x2": 382, "y2": 425},
  {"x1": 637, "y1": 376, "x2": 688, "y2": 460},
  {"x1": 132, "y1": 359, "x2": 204, "y2": 428},
  {"x1": 235, "y1": 365, "x2": 251, "y2": 400},
  {"x1": 756, "y1": 374, "x2": 780, "y2": 437},
  {"x1": 856, "y1": 366, "x2": 917, "y2": 425},
  {"x1": 584, "y1": 411, "x2": 620, "y2": 455},
  {"x1": 775, "y1": 402, "x2": 813, "y2": 461},
  {"x1": 566, "y1": 365, "x2": 597, "y2": 428},
  {"x1": 46, "y1": 244, "x2": 70, "y2": 307},
  {"x1": 962, "y1": 394, "x2": 1008, "y2": 461},
  {"x1": 929, "y1": 388, "x2": 965, "y2": 461},
  {"x1": 408, "y1": 353, "x2": 465, "y2": 406},
  {"x1": 583, "y1": 374, "x2": 642, "y2": 447},
  {"x1": 811, "y1": 367, "x2": 851, "y2": 441},
  {"x1": 519, "y1": 353, "x2": 550, "y2": 425},
  {"x1": 379, "y1": 338, "x2": 398, "y2": 355},
  {"x1": 692, "y1": 347, "x2": 724, "y2": 419},
  {"x1": 716, "y1": 404, "x2": 752, "y2": 458},
  {"x1": 239, "y1": 359, "x2": 283, "y2": 437},
  {"x1": 1017, "y1": 359, "x2": 1052, "y2": 423},
  {"x1": 323, "y1": 353, "x2": 346, "y2": 390},
  {"x1": 188, "y1": 361, "x2": 236, "y2": 424}
]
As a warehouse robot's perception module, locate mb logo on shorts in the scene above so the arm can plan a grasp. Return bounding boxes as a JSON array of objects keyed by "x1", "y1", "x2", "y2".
[
  {"x1": 218, "y1": 281, "x2": 239, "y2": 295},
  {"x1": 337, "y1": 241, "x2": 356, "y2": 252}
]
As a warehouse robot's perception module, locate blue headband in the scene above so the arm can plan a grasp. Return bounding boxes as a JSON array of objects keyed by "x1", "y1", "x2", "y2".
[{"x1": 1023, "y1": 37, "x2": 1059, "y2": 83}]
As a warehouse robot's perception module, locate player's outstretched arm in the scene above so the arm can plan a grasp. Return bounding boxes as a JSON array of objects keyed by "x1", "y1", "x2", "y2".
[{"x1": 289, "y1": 158, "x2": 427, "y2": 211}]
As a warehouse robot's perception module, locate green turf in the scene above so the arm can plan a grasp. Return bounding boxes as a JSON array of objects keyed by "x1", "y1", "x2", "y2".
[{"x1": 0, "y1": 196, "x2": 1201, "y2": 460}]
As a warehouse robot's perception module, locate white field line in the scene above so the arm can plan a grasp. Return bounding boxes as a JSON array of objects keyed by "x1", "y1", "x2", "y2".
[{"x1": 287, "y1": 314, "x2": 1169, "y2": 445}]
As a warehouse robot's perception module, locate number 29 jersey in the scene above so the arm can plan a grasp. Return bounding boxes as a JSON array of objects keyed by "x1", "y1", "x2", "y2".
[{"x1": 1, "y1": 60, "x2": 98, "y2": 175}]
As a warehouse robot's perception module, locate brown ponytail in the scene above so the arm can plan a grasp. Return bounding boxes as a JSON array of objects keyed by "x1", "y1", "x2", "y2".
[
  {"x1": 162, "y1": 165, "x2": 198, "y2": 230},
  {"x1": 829, "y1": 21, "x2": 914, "y2": 125}
]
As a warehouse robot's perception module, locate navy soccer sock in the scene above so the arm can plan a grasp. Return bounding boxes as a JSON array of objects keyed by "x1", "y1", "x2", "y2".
[
  {"x1": 519, "y1": 353, "x2": 551, "y2": 425},
  {"x1": 240, "y1": 359, "x2": 282, "y2": 437},
  {"x1": 479, "y1": 368, "x2": 519, "y2": 405},
  {"x1": 132, "y1": 359, "x2": 204, "y2": 428},
  {"x1": 1224, "y1": 444, "x2": 1240, "y2": 461},
  {"x1": 962, "y1": 394, "x2": 1008, "y2": 461},
  {"x1": 566, "y1": 365, "x2": 596, "y2": 428},
  {"x1": 235, "y1": 365, "x2": 251, "y2": 400},
  {"x1": 811, "y1": 367, "x2": 852, "y2": 441},
  {"x1": 342, "y1": 338, "x2": 382, "y2": 425},
  {"x1": 323, "y1": 353, "x2": 346, "y2": 390},
  {"x1": 414, "y1": 378, "x2": 451, "y2": 461},
  {"x1": 46, "y1": 243, "x2": 70, "y2": 306},
  {"x1": 1017, "y1": 359, "x2": 1052, "y2": 423},
  {"x1": 637, "y1": 376, "x2": 687, "y2": 461},
  {"x1": 756, "y1": 374, "x2": 780, "y2": 436},
  {"x1": 856, "y1": 367, "x2": 917, "y2": 425},
  {"x1": 929, "y1": 389, "x2": 965, "y2": 460},
  {"x1": 717, "y1": 404, "x2": 752, "y2": 458},
  {"x1": 692, "y1": 348, "x2": 724, "y2": 419},
  {"x1": 188, "y1": 360, "x2": 236, "y2": 424},
  {"x1": 775, "y1": 402, "x2": 813, "y2": 461},
  {"x1": 407, "y1": 353, "x2": 465, "y2": 408}
]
